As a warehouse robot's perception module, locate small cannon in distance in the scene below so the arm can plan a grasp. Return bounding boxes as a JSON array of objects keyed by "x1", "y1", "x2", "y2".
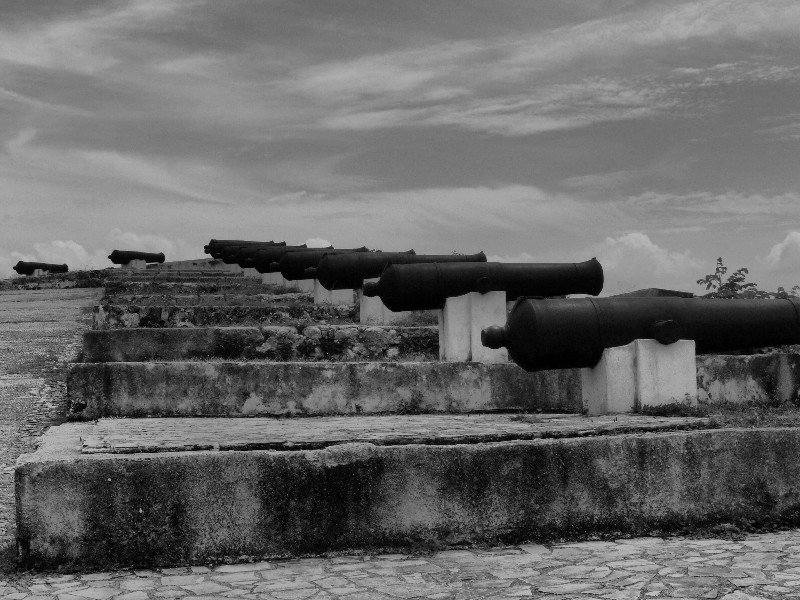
[
  {"x1": 309, "y1": 251, "x2": 488, "y2": 291},
  {"x1": 361, "y1": 258, "x2": 604, "y2": 312},
  {"x1": 252, "y1": 245, "x2": 330, "y2": 273},
  {"x1": 108, "y1": 250, "x2": 165, "y2": 265},
  {"x1": 13, "y1": 261, "x2": 68, "y2": 276},
  {"x1": 481, "y1": 296, "x2": 800, "y2": 372},
  {"x1": 275, "y1": 247, "x2": 370, "y2": 281}
]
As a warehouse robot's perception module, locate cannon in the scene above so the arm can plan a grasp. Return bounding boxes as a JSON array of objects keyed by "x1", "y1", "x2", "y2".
[
  {"x1": 108, "y1": 250, "x2": 165, "y2": 265},
  {"x1": 482, "y1": 296, "x2": 800, "y2": 372},
  {"x1": 275, "y1": 247, "x2": 370, "y2": 281},
  {"x1": 361, "y1": 258, "x2": 603, "y2": 312},
  {"x1": 251, "y1": 245, "x2": 328, "y2": 273},
  {"x1": 203, "y1": 240, "x2": 283, "y2": 259},
  {"x1": 12, "y1": 261, "x2": 68, "y2": 276},
  {"x1": 310, "y1": 251, "x2": 488, "y2": 291},
  {"x1": 214, "y1": 242, "x2": 285, "y2": 263}
]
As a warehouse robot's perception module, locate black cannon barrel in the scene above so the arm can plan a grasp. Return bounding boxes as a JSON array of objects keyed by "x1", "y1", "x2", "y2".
[
  {"x1": 251, "y1": 245, "x2": 325, "y2": 273},
  {"x1": 108, "y1": 250, "x2": 165, "y2": 265},
  {"x1": 482, "y1": 296, "x2": 800, "y2": 372},
  {"x1": 204, "y1": 240, "x2": 283, "y2": 258},
  {"x1": 13, "y1": 261, "x2": 68, "y2": 276},
  {"x1": 312, "y1": 251, "x2": 490, "y2": 291},
  {"x1": 361, "y1": 258, "x2": 603, "y2": 312},
  {"x1": 218, "y1": 243, "x2": 286, "y2": 263},
  {"x1": 276, "y1": 247, "x2": 370, "y2": 280}
]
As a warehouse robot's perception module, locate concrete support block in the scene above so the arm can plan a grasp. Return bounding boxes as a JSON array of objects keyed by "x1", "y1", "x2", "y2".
[
  {"x1": 289, "y1": 279, "x2": 315, "y2": 293},
  {"x1": 469, "y1": 291, "x2": 508, "y2": 364},
  {"x1": 31, "y1": 269, "x2": 44, "y2": 277},
  {"x1": 439, "y1": 295, "x2": 471, "y2": 362},
  {"x1": 583, "y1": 339, "x2": 697, "y2": 416},
  {"x1": 439, "y1": 292, "x2": 507, "y2": 363},
  {"x1": 261, "y1": 272, "x2": 285, "y2": 286},
  {"x1": 242, "y1": 267, "x2": 260, "y2": 278},
  {"x1": 123, "y1": 259, "x2": 147, "y2": 271},
  {"x1": 359, "y1": 278, "x2": 414, "y2": 324},
  {"x1": 313, "y1": 281, "x2": 355, "y2": 305}
]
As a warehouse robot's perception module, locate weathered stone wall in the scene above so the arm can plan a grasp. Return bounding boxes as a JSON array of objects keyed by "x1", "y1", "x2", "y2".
[{"x1": 82, "y1": 326, "x2": 439, "y2": 362}]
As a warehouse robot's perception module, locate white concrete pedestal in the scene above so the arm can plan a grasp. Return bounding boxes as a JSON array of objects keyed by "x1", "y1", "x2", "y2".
[
  {"x1": 313, "y1": 280, "x2": 355, "y2": 305},
  {"x1": 438, "y1": 291, "x2": 508, "y2": 363},
  {"x1": 31, "y1": 269, "x2": 44, "y2": 277},
  {"x1": 287, "y1": 279, "x2": 315, "y2": 293},
  {"x1": 261, "y1": 272, "x2": 285, "y2": 286},
  {"x1": 582, "y1": 339, "x2": 698, "y2": 416},
  {"x1": 359, "y1": 278, "x2": 415, "y2": 324},
  {"x1": 242, "y1": 267, "x2": 260, "y2": 279},
  {"x1": 123, "y1": 260, "x2": 147, "y2": 270}
]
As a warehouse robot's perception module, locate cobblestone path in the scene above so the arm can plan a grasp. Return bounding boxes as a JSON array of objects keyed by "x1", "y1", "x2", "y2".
[
  {"x1": 4, "y1": 533, "x2": 800, "y2": 599},
  {"x1": 0, "y1": 288, "x2": 102, "y2": 569}
]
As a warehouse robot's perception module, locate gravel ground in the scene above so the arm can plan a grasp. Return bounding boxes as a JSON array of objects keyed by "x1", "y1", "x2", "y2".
[{"x1": 0, "y1": 288, "x2": 102, "y2": 571}]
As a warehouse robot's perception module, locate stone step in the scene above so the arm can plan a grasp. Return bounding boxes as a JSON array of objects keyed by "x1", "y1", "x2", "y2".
[
  {"x1": 104, "y1": 280, "x2": 276, "y2": 296},
  {"x1": 81, "y1": 325, "x2": 438, "y2": 362},
  {"x1": 67, "y1": 361, "x2": 581, "y2": 418},
  {"x1": 22, "y1": 415, "x2": 800, "y2": 570},
  {"x1": 103, "y1": 292, "x2": 312, "y2": 306},
  {"x1": 92, "y1": 302, "x2": 358, "y2": 328}
]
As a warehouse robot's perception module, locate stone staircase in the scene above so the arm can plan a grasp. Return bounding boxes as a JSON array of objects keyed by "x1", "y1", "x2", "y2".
[{"x1": 15, "y1": 265, "x2": 800, "y2": 570}]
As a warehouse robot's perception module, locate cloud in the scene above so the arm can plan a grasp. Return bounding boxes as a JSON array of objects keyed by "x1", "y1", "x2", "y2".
[
  {"x1": 107, "y1": 229, "x2": 198, "y2": 262},
  {"x1": 589, "y1": 232, "x2": 703, "y2": 294},
  {"x1": 303, "y1": 238, "x2": 332, "y2": 248},
  {"x1": 765, "y1": 231, "x2": 800, "y2": 271}
]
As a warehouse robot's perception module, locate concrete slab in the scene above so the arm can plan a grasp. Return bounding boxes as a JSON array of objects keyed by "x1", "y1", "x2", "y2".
[
  {"x1": 77, "y1": 414, "x2": 711, "y2": 453},
  {"x1": 67, "y1": 361, "x2": 582, "y2": 418},
  {"x1": 17, "y1": 424, "x2": 800, "y2": 569}
]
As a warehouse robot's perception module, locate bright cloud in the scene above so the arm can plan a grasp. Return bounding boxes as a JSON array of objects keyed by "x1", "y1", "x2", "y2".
[{"x1": 765, "y1": 231, "x2": 800, "y2": 271}]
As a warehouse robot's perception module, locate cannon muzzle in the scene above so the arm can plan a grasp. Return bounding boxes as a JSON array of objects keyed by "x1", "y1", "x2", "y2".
[
  {"x1": 277, "y1": 247, "x2": 371, "y2": 281},
  {"x1": 315, "y1": 251, "x2": 490, "y2": 291},
  {"x1": 486, "y1": 296, "x2": 800, "y2": 371},
  {"x1": 13, "y1": 261, "x2": 69, "y2": 276},
  {"x1": 108, "y1": 250, "x2": 165, "y2": 265},
  {"x1": 362, "y1": 258, "x2": 603, "y2": 311}
]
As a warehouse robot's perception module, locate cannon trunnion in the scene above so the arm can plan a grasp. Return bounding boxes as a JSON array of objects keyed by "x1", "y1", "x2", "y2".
[
  {"x1": 482, "y1": 296, "x2": 800, "y2": 372},
  {"x1": 108, "y1": 250, "x2": 165, "y2": 265},
  {"x1": 362, "y1": 258, "x2": 604, "y2": 312},
  {"x1": 13, "y1": 261, "x2": 68, "y2": 276},
  {"x1": 313, "y1": 251, "x2": 488, "y2": 291}
]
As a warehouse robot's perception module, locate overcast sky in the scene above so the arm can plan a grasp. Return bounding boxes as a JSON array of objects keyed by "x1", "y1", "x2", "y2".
[{"x1": 1, "y1": 0, "x2": 798, "y2": 293}]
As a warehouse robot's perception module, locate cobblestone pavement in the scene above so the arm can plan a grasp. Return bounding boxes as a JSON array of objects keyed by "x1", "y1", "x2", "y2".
[
  {"x1": 4, "y1": 533, "x2": 800, "y2": 599},
  {"x1": 0, "y1": 288, "x2": 102, "y2": 569}
]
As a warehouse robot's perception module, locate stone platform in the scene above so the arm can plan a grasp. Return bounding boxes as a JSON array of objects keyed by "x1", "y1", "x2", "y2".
[
  {"x1": 67, "y1": 361, "x2": 582, "y2": 418},
  {"x1": 17, "y1": 415, "x2": 800, "y2": 569}
]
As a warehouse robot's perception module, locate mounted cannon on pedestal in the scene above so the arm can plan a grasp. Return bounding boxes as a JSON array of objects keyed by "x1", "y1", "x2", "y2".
[
  {"x1": 482, "y1": 296, "x2": 800, "y2": 415},
  {"x1": 108, "y1": 250, "x2": 165, "y2": 269},
  {"x1": 363, "y1": 258, "x2": 604, "y2": 362},
  {"x1": 203, "y1": 240, "x2": 284, "y2": 260},
  {"x1": 13, "y1": 261, "x2": 69, "y2": 276}
]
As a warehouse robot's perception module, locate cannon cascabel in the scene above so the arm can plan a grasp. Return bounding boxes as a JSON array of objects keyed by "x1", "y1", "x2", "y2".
[
  {"x1": 482, "y1": 296, "x2": 800, "y2": 372},
  {"x1": 361, "y1": 258, "x2": 603, "y2": 312}
]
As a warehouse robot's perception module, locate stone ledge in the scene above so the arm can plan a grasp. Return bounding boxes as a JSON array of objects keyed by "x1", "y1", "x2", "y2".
[
  {"x1": 67, "y1": 361, "x2": 582, "y2": 418},
  {"x1": 82, "y1": 326, "x2": 438, "y2": 362},
  {"x1": 16, "y1": 426, "x2": 800, "y2": 569}
]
